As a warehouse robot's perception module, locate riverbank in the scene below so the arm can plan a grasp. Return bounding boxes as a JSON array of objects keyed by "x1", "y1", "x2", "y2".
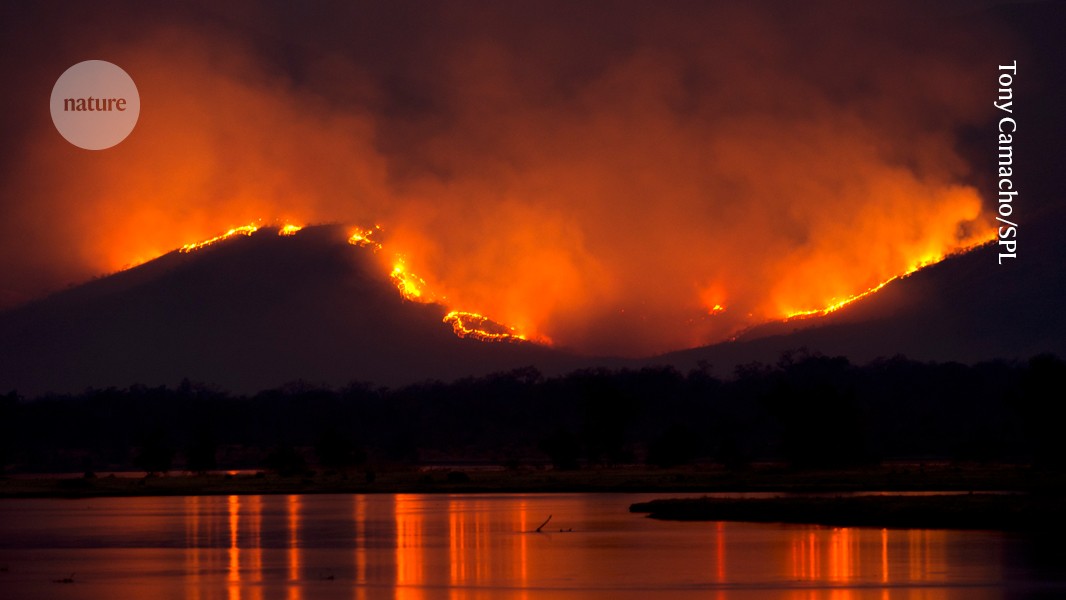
[
  {"x1": 1, "y1": 463, "x2": 1061, "y2": 499},
  {"x1": 630, "y1": 493, "x2": 1066, "y2": 531}
]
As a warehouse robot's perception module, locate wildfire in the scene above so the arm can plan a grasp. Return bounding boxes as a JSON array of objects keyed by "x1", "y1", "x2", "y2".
[
  {"x1": 444, "y1": 311, "x2": 527, "y2": 343},
  {"x1": 180, "y1": 224, "x2": 259, "y2": 253},
  {"x1": 347, "y1": 226, "x2": 382, "y2": 250},
  {"x1": 348, "y1": 225, "x2": 433, "y2": 302},
  {"x1": 784, "y1": 276, "x2": 900, "y2": 320},
  {"x1": 171, "y1": 215, "x2": 986, "y2": 350},
  {"x1": 782, "y1": 236, "x2": 994, "y2": 320},
  {"x1": 344, "y1": 224, "x2": 529, "y2": 340},
  {"x1": 390, "y1": 259, "x2": 430, "y2": 302}
]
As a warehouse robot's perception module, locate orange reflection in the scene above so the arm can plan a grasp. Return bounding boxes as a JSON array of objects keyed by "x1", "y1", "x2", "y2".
[
  {"x1": 186, "y1": 496, "x2": 202, "y2": 600},
  {"x1": 287, "y1": 495, "x2": 302, "y2": 600},
  {"x1": 228, "y1": 495, "x2": 240, "y2": 600},
  {"x1": 714, "y1": 522, "x2": 727, "y2": 600},
  {"x1": 165, "y1": 494, "x2": 1005, "y2": 598},
  {"x1": 518, "y1": 499, "x2": 529, "y2": 598},
  {"x1": 786, "y1": 526, "x2": 965, "y2": 599},
  {"x1": 442, "y1": 495, "x2": 535, "y2": 596},
  {"x1": 881, "y1": 528, "x2": 889, "y2": 583},
  {"x1": 394, "y1": 494, "x2": 425, "y2": 600},
  {"x1": 354, "y1": 495, "x2": 368, "y2": 600},
  {"x1": 249, "y1": 495, "x2": 263, "y2": 600}
]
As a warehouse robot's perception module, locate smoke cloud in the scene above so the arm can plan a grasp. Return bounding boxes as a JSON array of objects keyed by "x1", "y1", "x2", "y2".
[{"x1": 0, "y1": 1, "x2": 1003, "y2": 355}]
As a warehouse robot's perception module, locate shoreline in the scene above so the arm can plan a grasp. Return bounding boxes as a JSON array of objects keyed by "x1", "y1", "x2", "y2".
[
  {"x1": 4, "y1": 465, "x2": 1064, "y2": 532},
  {"x1": 1, "y1": 464, "x2": 1060, "y2": 500}
]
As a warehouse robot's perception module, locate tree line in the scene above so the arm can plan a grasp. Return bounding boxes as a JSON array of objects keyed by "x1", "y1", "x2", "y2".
[{"x1": 2, "y1": 351, "x2": 1064, "y2": 475}]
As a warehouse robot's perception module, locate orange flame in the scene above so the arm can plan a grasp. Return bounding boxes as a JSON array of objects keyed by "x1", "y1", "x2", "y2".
[
  {"x1": 781, "y1": 235, "x2": 995, "y2": 320},
  {"x1": 3, "y1": 8, "x2": 1005, "y2": 359},
  {"x1": 347, "y1": 226, "x2": 383, "y2": 250},
  {"x1": 173, "y1": 216, "x2": 990, "y2": 350},
  {"x1": 180, "y1": 224, "x2": 260, "y2": 253},
  {"x1": 343, "y1": 224, "x2": 531, "y2": 340},
  {"x1": 444, "y1": 311, "x2": 528, "y2": 343},
  {"x1": 390, "y1": 258, "x2": 431, "y2": 302}
]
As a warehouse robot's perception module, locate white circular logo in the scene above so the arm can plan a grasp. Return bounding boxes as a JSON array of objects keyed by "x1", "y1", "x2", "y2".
[{"x1": 50, "y1": 60, "x2": 140, "y2": 150}]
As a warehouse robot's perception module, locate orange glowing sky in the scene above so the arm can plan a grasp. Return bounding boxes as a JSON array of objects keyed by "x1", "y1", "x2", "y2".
[{"x1": 0, "y1": 2, "x2": 1005, "y2": 356}]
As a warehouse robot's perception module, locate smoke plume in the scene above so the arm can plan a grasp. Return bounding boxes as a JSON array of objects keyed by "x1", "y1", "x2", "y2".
[{"x1": 0, "y1": 1, "x2": 1003, "y2": 355}]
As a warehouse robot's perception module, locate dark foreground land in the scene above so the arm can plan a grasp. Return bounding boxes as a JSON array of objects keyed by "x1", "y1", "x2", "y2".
[
  {"x1": 630, "y1": 492, "x2": 1066, "y2": 531},
  {"x1": 4, "y1": 354, "x2": 1066, "y2": 531},
  {"x1": 0, "y1": 463, "x2": 1059, "y2": 496}
]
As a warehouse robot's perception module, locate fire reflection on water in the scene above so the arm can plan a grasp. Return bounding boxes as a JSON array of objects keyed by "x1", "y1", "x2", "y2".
[
  {"x1": 169, "y1": 494, "x2": 1002, "y2": 599},
  {"x1": 786, "y1": 526, "x2": 955, "y2": 600}
]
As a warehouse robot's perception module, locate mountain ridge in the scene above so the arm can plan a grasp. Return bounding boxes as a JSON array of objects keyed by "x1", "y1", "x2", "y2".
[{"x1": 0, "y1": 225, "x2": 582, "y2": 395}]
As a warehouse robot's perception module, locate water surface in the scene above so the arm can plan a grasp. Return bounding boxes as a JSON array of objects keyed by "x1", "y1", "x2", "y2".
[{"x1": 0, "y1": 493, "x2": 1059, "y2": 599}]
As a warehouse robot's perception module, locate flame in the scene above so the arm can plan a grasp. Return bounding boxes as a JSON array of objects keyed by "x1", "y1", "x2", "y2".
[
  {"x1": 172, "y1": 217, "x2": 989, "y2": 349},
  {"x1": 348, "y1": 226, "x2": 431, "y2": 301},
  {"x1": 179, "y1": 223, "x2": 532, "y2": 342},
  {"x1": 782, "y1": 235, "x2": 995, "y2": 320},
  {"x1": 180, "y1": 224, "x2": 260, "y2": 253},
  {"x1": 2, "y1": 6, "x2": 1007, "y2": 358},
  {"x1": 784, "y1": 276, "x2": 901, "y2": 320},
  {"x1": 390, "y1": 258, "x2": 431, "y2": 302},
  {"x1": 348, "y1": 226, "x2": 383, "y2": 250},
  {"x1": 444, "y1": 311, "x2": 528, "y2": 343},
  {"x1": 346, "y1": 225, "x2": 530, "y2": 340}
]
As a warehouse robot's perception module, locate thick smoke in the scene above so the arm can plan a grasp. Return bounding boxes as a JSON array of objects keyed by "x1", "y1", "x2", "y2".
[{"x1": 0, "y1": 2, "x2": 1003, "y2": 355}]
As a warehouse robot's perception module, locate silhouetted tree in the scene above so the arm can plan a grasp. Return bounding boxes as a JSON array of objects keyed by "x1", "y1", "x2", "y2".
[
  {"x1": 648, "y1": 424, "x2": 702, "y2": 468},
  {"x1": 315, "y1": 426, "x2": 367, "y2": 469},
  {"x1": 1018, "y1": 354, "x2": 1066, "y2": 468},
  {"x1": 540, "y1": 429, "x2": 581, "y2": 470},
  {"x1": 265, "y1": 444, "x2": 309, "y2": 477},
  {"x1": 135, "y1": 426, "x2": 175, "y2": 475},
  {"x1": 764, "y1": 356, "x2": 874, "y2": 469},
  {"x1": 578, "y1": 373, "x2": 636, "y2": 464},
  {"x1": 185, "y1": 429, "x2": 218, "y2": 474}
]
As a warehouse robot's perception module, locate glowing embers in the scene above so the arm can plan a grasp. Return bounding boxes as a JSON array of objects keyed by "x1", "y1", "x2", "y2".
[
  {"x1": 444, "y1": 311, "x2": 527, "y2": 343},
  {"x1": 180, "y1": 224, "x2": 259, "y2": 253},
  {"x1": 278, "y1": 224, "x2": 302, "y2": 236},
  {"x1": 390, "y1": 259, "x2": 430, "y2": 302},
  {"x1": 347, "y1": 226, "x2": 383, "y2": 250}
]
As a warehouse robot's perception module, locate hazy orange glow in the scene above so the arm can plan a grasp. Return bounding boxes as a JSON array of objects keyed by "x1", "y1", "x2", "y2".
[
  {"x1": 1, "y1": 4, "x2": 1002, "y2": 355},
  {"x1": 783, "y1": 235, "x2": 995, "y2": 320},
  {"x1": 354, "y1": 231, "x2": 541, "y2": 342}
]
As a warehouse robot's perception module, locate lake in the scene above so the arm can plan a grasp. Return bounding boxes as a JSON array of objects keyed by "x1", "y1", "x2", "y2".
[{"x1": 0, "y1": 493, "x2": 1061, "y2": 599}]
